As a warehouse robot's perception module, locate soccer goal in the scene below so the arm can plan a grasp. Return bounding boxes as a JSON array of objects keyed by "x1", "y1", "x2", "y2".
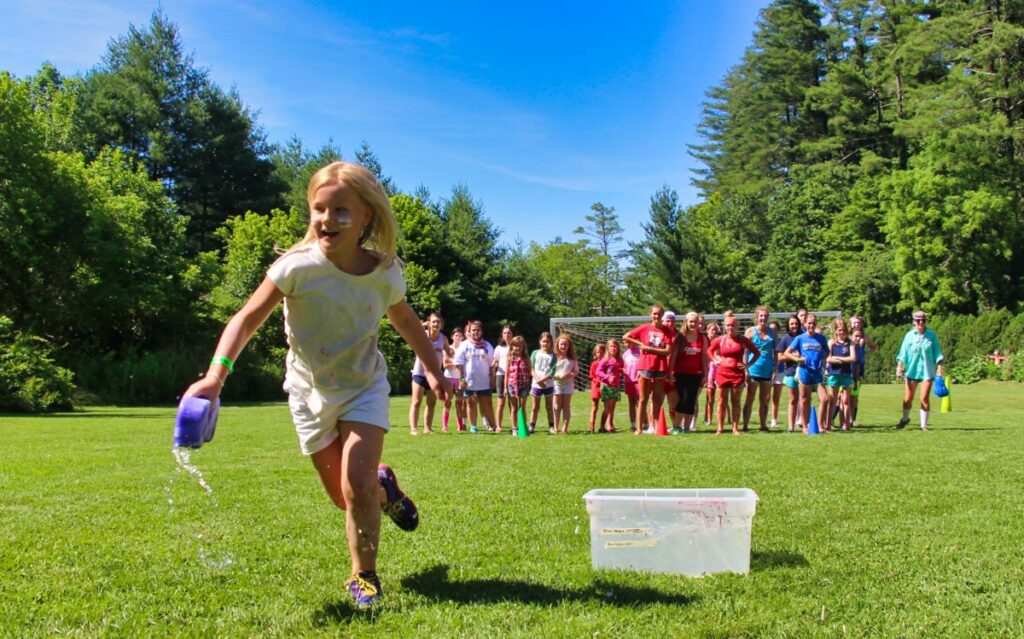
[{"x1": 551, "y1": 310, "x2": 842, "y2": 391}]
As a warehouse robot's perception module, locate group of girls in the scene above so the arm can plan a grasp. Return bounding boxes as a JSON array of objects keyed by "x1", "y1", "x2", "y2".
[
  {"x1": 620, "y1": 305, "x2": 878, "y2": 437},
  {"x1": 409, "y1": 318, "x2": 633, "y2": 435},
  {"x1": 408, "y1": 306, "x2": 881, "y2": 438}
]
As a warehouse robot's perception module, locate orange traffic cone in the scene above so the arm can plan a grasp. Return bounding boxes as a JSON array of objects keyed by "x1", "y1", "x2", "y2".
[{"x1": 655, "y1": 407, "x2": 670, "y2": 437}]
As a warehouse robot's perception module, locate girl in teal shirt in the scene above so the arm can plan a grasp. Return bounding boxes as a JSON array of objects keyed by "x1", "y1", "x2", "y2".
[{"x1": 895, "y1": 310, "x2": 945, "y2": 430}]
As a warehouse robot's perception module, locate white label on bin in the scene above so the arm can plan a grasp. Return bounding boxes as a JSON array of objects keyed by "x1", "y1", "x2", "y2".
[
  {"x1": 605, "y1": 540, "x2": 658, "y2": 549},
  {"x1": 599, "y1": 527, "x2": 651, "y2": 536}
]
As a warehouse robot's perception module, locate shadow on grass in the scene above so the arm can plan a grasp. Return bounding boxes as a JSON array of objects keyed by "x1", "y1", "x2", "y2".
[
  {"x1": 399, "y1": 564, "x2": 697, "y2": 607},
  {"x1": 313, "y1": 600, "x2": 380, "y2": 625},
  {"x1": 751, "y1": 550, "x2": 809, "y2": 571}
]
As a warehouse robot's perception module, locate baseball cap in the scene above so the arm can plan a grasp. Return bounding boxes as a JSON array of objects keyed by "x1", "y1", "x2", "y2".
[{"x1": 663, "y1": 311, "x2": 676, "y2": 321}]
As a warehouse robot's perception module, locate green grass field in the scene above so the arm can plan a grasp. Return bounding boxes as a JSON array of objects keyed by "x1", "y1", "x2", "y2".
[{"x1": 2, "y1": 383, "x2": 1022, "y2": 638}]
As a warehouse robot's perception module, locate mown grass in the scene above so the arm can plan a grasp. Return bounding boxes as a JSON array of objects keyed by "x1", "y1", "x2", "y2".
[{"x1": 1, "y1": 383, "x2": 1022, "y2": 638}]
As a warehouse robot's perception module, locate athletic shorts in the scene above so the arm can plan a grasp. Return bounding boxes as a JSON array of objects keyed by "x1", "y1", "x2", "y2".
[
  {"x1": 445, "y1": 376, "x2": 463, "y2": 397},
  {"x1": 464, "y1": 388, "x2": 492, "y2": 398},
  {"x1": 783, "y1": 375, "x2": 798, "y2": 390},
  {"x1": 624, "y1": 378, "x2": 638, "y2": 397},
  {"x1": 716, "y1": 367, "x2": 746, "y2": 389},
  {"x1": 826, "y1": 374, "x2": 853, "y2": 388},
  {"x1": 798, "y1": 367, "x2": 823, "y2": 387},
  {"x1": 772, "y1": 369, "x2": 785, "y2": 385},
  {"x1": 749, "y1": 375, "x2": 772, "y2": 383},
  {"x1": 600, "y1": 384, "x2": 621, "y2": 402},
  {"x1": 531, "y1": 386, "x2": 554, "y2": 397},
  {"x1": 495, "y1": 371, "x2": 506, "y2": 395},
  {"x1": 639, "y1": 370, "x2": 668, "y2": 380},
  {"x1": 674, "y1": 374, "x2": 702, "y2": 414},
  {"x1": 287, "y1": 380, "x2": 390, "y2": 456},
  {"x1": 412, "y1": 374, "x2": 429, "y2": 389}
]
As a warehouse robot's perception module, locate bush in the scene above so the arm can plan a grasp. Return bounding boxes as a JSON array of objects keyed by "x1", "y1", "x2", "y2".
[
  {"x1": 0, "y1": 316, "x2": 76, "y2": 412},
  {"x1": 71, "y1": 345, "x2": 285, "y2": 405}
]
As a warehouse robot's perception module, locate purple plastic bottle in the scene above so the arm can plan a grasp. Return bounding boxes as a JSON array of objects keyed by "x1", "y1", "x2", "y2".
[{"x1": 173, "y1": 396, "x2": 220, "y2": 448}]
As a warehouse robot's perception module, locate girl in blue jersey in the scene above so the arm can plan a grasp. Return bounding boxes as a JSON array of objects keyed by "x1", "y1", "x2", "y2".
[
  {"x1": 784, "y1": 313, "x2": 829, "y2": 433},
  {"x1": 741, "y1": 305, "x2": 777, "y2": 431},
  {"x1": 824, "y1": 318, "x2": 857, "y2": 431}
]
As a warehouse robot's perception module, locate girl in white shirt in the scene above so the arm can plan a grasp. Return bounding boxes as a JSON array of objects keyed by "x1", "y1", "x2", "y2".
[
  {"x1": 454, "y1": 320, "x2": 498, "y2": 432},
  {"x1": 181, "y1": 161, "x2": 450, "y2": 610}
]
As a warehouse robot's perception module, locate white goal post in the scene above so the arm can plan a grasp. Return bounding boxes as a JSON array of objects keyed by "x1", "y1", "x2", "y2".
[{"x1": 550, "y1": 310, "x2": 842, "y2": 391}]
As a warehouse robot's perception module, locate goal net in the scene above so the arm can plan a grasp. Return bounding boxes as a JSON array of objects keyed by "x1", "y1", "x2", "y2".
[{"x1": 551, "y1": 311, "x2": 842, "y2": 391}]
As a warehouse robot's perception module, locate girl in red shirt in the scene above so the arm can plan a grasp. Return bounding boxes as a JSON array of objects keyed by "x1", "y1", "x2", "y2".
[
  {"x1": 622, "y1": 305, "x2": 674, "y2": 436},
  {"x1": 707, "y1": 311, "x2": 761, "y2": 436}
]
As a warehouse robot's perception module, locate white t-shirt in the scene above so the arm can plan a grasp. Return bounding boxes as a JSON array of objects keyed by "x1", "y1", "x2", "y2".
[
  {"x1": 412, "y1": 332, "x2": 445, "y2": 376},
  {"x1": 454, "y1": 339, "x2": 494, "y2": 391},
  {"x1": 493, "y1": 344, "x2": 510, "y2": 374},
  {"x1": 267, "y1": 242, "x2": 405, "y2": 418},
  {"x1": 553, "y1": 357, "x2": 579, "y2": 394}
]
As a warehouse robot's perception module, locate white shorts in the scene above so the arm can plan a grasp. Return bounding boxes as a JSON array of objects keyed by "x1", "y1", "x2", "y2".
[
  {"x1": 772, "y1": 369, "x2": 785, "y2": 385},
  {"x1": 553, "y1": 381, "x2": 574, "y2": 396},
  {"x1": 287, "y1": 379, "x2": 391, "y2": 455}
]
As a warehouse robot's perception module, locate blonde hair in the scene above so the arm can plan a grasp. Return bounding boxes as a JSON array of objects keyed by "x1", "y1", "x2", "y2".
[{"x1": 294, "y1": 161, "x2": 398, "y2": 265}]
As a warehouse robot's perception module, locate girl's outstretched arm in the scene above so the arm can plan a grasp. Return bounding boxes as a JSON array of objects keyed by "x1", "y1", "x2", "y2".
[
  {"x1": 184, "y1": 277, "x2": 285, "y2": 401},
  {"x1": 388, "y1": 300, "x2": 452, "y2": 402}
]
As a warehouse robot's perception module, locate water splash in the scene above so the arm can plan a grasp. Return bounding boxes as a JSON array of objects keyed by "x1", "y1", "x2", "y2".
[
  {"x1": 173, "y1": 447, "x2": 213, "y2": 495},
  {"x1": 168, "y1": 447, "x2": 235, "y2": 570}
]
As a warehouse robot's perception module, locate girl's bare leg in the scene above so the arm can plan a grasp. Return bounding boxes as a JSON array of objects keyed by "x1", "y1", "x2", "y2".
[{"x1": 310, "y1": 422, "x2": 386, "y2": 574}]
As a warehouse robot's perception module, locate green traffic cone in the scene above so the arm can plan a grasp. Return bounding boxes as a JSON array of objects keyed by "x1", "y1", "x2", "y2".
[{"x1": 517, "y1": 407, "x2": 529, "y2": 437}]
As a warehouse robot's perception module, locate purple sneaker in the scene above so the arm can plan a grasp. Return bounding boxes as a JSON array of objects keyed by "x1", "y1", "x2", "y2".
[
  {"x1": 378, "y1": 464, "x2": 419, "y2": 531},
  {"x1": 345, "y1": 570, "x2": 382, "y2": 610}
]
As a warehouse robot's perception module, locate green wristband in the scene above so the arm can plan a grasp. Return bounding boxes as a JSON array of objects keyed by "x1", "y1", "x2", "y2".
[{"x1": 210, "y1": 355, "x2": 235, "y2": 374}]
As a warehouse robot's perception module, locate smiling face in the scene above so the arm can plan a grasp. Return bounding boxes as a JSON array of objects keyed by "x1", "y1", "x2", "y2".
[
  {"x1": 707, "y1": 323, "x2": 720, "y2": 338},
  {"x1": 451, "y1": 330, "x2": 463, "y2": 347},
  {"x1": 686, "y1": 316, "x2": 699, "y2": 332},
  {"x1": 649, "y1": 306, "x2": 663, "y2": 325},
  {"x1": 788, "y1": 317, "x2": 801, "y2": 335},
  {"x1": 469, "y1": 324, "x2": 483, "y2": 342},
  {"x1": 310, "y1": 182, "x2": 372, "y2": 256},
  {"x1": 501, "y1": 326, "x2": 513, "y2": 344},
  {"x1": 724, "y1": 319, "x2": 738, "y2": 336},
  {"x1": 427, "y1": 314, "x2": 443, "y2": 337},
  {"x1": 557, "y1": 338, "x2": 569, "y2": 355},
  {"x1": 540, "y1": 335, "x2": 552, "y2": 351},
  {"x1": 756, "y1": 309, "x2": 769, "y2": 326}
]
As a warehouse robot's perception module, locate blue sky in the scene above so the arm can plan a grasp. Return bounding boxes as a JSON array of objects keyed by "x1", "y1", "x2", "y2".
[{"x1": 1, "y1": 0, "x2": 769, "y2": 248}]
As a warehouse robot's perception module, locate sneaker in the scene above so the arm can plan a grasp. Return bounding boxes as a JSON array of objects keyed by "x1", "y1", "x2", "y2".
[
  {"x1": 896, "y1": 417, "x2": 909, "y2": 429},
  {"x1": 377, "y1": 464, "x2": 419, "y2": 531},
  {"x1": 345, "y1": 570, "x2": 382, "y2": 610},
  {"x1": 671, "y1": 427, "x2": 684, "y2": 435},
  {"x1": 643, "y1": 427, "x2": 655, "y2": 435},
  {"x1": 469, "y1": 426, "x2": 477, "y2": 433}
]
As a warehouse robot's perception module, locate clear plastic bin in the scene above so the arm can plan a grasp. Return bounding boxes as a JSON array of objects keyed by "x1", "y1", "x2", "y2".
[{"x1": 582, "y1": 488, "x2": 759, "y2": 576}]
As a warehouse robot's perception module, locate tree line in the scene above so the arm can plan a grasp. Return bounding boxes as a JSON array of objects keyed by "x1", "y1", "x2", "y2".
[{"x1": 2, "y1": 2, "x2": 1023, "y2": 411}]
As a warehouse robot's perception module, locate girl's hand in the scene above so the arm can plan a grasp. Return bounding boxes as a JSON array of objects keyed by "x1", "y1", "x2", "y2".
[
  {"x1": 183, "y1": 373, "x2": 223, "y2": 403},
  {"x1": 426, "y1": 371, "x2": 452, "y2": 402}
]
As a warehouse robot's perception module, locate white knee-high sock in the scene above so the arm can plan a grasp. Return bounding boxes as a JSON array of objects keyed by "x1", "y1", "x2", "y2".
[{"x1": 920, "y1": 409, "x2": 928, "y2": 430}]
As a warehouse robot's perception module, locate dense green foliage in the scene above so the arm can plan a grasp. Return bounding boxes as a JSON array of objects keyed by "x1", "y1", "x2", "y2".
[
  {"x1": 4, "y1": 3, "x2": 1024, "y2": 408},
  {"x1": 1, "y1": 385, "x2": 1022, "y2": 636}
]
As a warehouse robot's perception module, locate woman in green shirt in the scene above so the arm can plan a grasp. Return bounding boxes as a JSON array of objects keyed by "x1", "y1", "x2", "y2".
[{"x1": 895, "y1": 310, "x2": 945, "y2": 431}]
